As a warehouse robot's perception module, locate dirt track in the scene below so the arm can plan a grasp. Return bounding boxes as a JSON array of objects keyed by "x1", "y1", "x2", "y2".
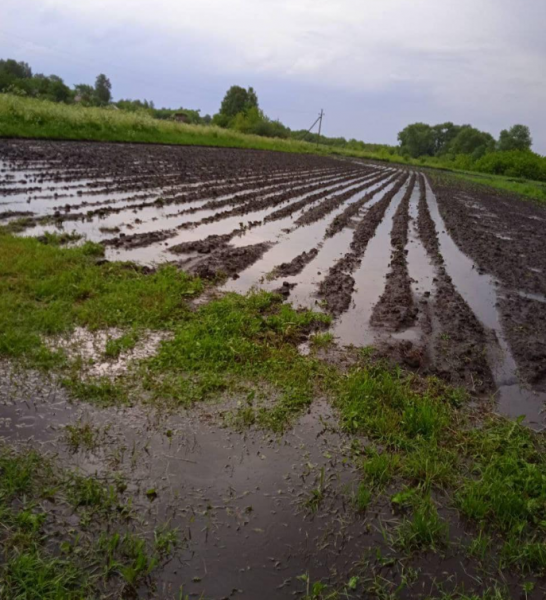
[{"x1": 1, "y1": 139, "x2": 545, "y2": 406}]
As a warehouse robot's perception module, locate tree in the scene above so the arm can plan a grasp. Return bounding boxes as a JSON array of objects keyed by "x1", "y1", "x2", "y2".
[
  {"x1": 432, "y1": 122, "x2": 461, "y2": 155},
  {"x1": 0, "y1": 59, "x2": 32, "y2": 79},
  {"x1": 218, "y1": 85, "x2": 259, "y2": 119},
  {"x1": 447, "y1": 126, "x2": 495, "y2": 159},
  {"x1": 397, "y1": 123, "x2": 436, "y2": 157},
  {"x1": 498, "y1": 124, "x2": 532, "y2": 152},
  {"x1": 74, "y1": 84, "x2": 95, "y2": 105},
  {"x1": 0, "y1": 59, "x2": 33, "y2": 94},
  {"x1": 94, "y1": 74, "x2": 112, "y2": 105}
]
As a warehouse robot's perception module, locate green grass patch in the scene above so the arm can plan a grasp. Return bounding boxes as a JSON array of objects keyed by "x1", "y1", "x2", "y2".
[
  {"x1": 0, "y1": 233, "x2": 202, "y2": 366},
  {"x1": 0, "y1": 444, "x2": 178, "y2": 598},
  {"x1": 143, "y1": 290, "x2": 330, "y2": 428},
  {"x1": 452, "y1": 172, "x2": 546, "y2": 205}
]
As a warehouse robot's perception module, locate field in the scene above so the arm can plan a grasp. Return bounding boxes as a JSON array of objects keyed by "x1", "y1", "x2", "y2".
[{"x1": 1, "y1": 139, "x2": 546, "y2": 599}]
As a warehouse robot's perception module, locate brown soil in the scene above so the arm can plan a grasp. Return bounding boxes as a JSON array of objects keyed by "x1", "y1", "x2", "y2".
[
  {"x1": 428, "y1": 174, "x2": 546, "y2": 390},
  {"x1": 274, "y1": 248, "x2": 320, "y2": 277},
  {"x1": 181, "y1": 242, "x2": 273, "y2": 279}
]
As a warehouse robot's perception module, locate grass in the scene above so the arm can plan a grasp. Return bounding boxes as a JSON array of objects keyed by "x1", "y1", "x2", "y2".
[
  {"x1": 452, "y1": 171, "x2": 546, "y2": 205},
  {"x1": 0, "y1": 232, "x2": 330, "y2": 425},
  {"x1": 0, "y1": 93, "x2": 384, "y2": 160},
  {"x1": 395, "y1": 496, "x2": 449, "y2": 552},
  {"x1": 0, "y1": 444, "x2": 178, "y2": 598},
  {"x1": 0, "y1": 233, "x2": 202, "y2": 367},
  {"x1": 143, "y1": 290, "x2": 330, "y2": 427}
]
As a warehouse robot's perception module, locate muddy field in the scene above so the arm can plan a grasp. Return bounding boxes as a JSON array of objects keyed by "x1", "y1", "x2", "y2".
[
  {"x1": 1, "y1": 140, "x2": 545, "y2": 420},
  {"x1": 2, "y1": 140, "x2": 546, "y2": 598}
]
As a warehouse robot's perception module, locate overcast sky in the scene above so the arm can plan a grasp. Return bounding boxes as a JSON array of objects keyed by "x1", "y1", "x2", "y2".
[{"x1": 2, "y1": 0, "x2": 545, "y2": 153}]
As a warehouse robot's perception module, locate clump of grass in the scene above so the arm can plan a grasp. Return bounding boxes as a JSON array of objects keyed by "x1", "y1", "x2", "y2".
[
  {"x1": 104, "y1": 330, "x2": 140, "y2": 359},
  {"x1": 395, "y1": 496, "x2": 449, "y2": 552},
  {"x1": 335, "y1": 363, "x2": 450, "y2": 447},
  {"x1": 66, "y1": 473, "x2": 119, "y2": 511},
  {"x1": 362, "y1": 449, "x2": 400, "y2": 488},
  {"x1": 64, "y1": 421, "x2": 99, "y2": 451},
  {"x1": 144, "y1": 290, "x2": 330, "y2": 428},
  {"x1": 310, "y1": 332, "x2": 334, "y2": 349},
  {"x1": 37, "y1": 231, "x2": 83, "y2": 246},
  {"x1": 0, "y1": 216, "x2": 37, "y2": 234},
  {"x1": 62, "y1": 375, "x2": 128, "y2": 406},
  {"x1": 355, "y1": 483, "x2": 372, "y2": 511}
]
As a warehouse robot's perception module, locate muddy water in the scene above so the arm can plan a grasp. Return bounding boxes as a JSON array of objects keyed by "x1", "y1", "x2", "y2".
[
  {"x1": 227, "y1": 177, "x2": 401, "y2": 306},
  {"x1": 424, "y1": 178, "x2": 546, "y2": 426},
  {"x1": 332, "y1": 181, "x2": 409, "y2": 346},
  {"x1": 222, "y1": 176, "x2": 399, "y2": 296},
  {"x1": 0, "y1": 363, "x2": 374, "y2": 599}
]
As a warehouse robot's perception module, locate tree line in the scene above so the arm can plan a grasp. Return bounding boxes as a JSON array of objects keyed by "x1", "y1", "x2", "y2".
[
  {"x1": 0, "y1": 59, "x2": 210, "y2": 124},
  {"x1": 397, "y1": 122, "x2": 544, "y2": 180},
  {"x1": 1, "y1": 58, "x2": 544, "y2": 181}
]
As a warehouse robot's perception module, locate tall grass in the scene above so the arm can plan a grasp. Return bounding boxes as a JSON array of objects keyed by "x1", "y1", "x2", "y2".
[{"x1": 0, "y1": 94, "x2": 380, "y2": 158}]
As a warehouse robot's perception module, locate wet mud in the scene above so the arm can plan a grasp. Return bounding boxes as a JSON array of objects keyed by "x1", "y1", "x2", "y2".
[
  {"x1": 273, "y1": 248, "x2": 320, "y2": 278},
  {"x1": 319, "y1": 173, "x2": 409, "y2": 315},
  {"x1": 371, "y1": 175, "x2": 417, "y2": 331},
  {"x1": 180, "y1": 242, "x2": 273, "y2": 279},
  {"x1": 417, "y1": 176, "x2": 494, "y2": 392},
  {"x1": 429, "y1": 175, "x2": 546, "y2": 392}
]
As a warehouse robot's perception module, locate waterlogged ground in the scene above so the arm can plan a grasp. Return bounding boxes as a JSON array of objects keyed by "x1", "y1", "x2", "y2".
[{"x1": 1, "y1": 140, "x2": 546, "y2": 599}]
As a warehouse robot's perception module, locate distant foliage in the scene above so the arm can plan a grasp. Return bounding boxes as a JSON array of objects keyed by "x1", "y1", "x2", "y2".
[
  {"x1": 218, "y1": 85, "x2": 259, "y2": 118},
  {"x1": 398, "y1": 122, "x2": 495, "y2": 159},
  {"x1": 498, "y1": 125, "x2": 532, "y2": 152},
  {"x1": 398, "y1": 120, "x2": 544, "y2": 181},
  {"x1": 94, "y1": 74, "x2": 112, "y2": 106}
]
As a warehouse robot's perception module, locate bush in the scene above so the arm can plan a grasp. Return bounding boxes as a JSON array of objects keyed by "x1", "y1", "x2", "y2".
[{"x1": 474, "y1": 150, "x2": 546, "y2": 181}]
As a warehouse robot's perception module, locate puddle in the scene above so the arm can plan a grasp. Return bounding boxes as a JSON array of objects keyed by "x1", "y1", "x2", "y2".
[
  {"x1": 46, "y1": 327, "x2": 172, "y2": 379},
  {"x1": 273, "y1": 178, "x2": 401, "y2": 310},
  {"x1": 0, "y1": 362, "x2": 372, "y2": 599},
  {"x1": 222, "y1": 176, "x2": 398, "y2": 296},
  {"x1": 332, "y1": 181, "x2": 409, "y2": 346}
]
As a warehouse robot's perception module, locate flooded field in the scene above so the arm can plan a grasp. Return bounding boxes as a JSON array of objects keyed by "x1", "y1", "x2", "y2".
[
  {"x1": 2, "y1": 140, "x2": 546, "y2": 599},
  {"x1": 2, "y1": 140, "x2": 544, "y2": 424}
]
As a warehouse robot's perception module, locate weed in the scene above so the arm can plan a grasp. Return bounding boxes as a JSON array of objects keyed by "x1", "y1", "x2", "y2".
[
  {"x1": 355, "y1": 483, "x2": 372, "y2": 511},
  {"x1": 362, "y1": 450, "x2": 400, "y2": 488},
  {"x1": 154, "y1": 524, "x2": 179, "y2": 556},
  {"x1": 310, "y1": 332, "x2": 334, "y2": 349},
  {"x1": 66, "y1": 473, "x2": 118, "y2": 511},
  {"x1": 64, "y1": 421, "x2": 98, "y2": 451},
  {"x1": 306, "y1": 467, "x2": 327, "y2": 512},
  {"x1": 104, "y1": 330, "x2": 140, "y2": 359},
  {"x1": 396, "y1": 496, "x2": 448, "y2": 552}
]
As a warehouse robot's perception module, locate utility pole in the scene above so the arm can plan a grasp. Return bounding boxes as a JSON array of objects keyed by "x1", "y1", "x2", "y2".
[
  {"x1": 302, "y1": 109, "x2": 325, "y2": 143},
  {"x1": 317, "y1": 109, "x2": 324, "y2": 147}
]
